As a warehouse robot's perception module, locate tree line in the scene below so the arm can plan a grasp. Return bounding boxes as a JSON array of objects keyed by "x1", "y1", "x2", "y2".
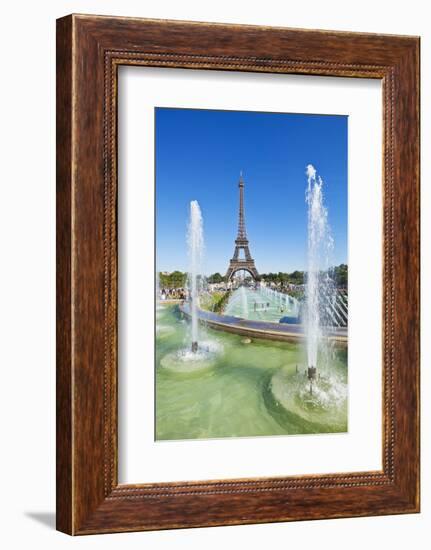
[
  {"x1": 158, "y1": 264, "x2": 348, "y2": 288},
  {"x1": 260, "y1": 264, "x2": 347, "y2": 287},
  {"x1": 207, "y1": 264, "x2": 347, "y2": 287}
]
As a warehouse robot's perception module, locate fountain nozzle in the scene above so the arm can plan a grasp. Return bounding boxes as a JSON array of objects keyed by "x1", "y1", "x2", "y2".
[
  {"x1": 307, "y1": 366, "x2": 317, "y2": 381},
  {"x1": 191, "y1": 341, "x2": 198, "y2": 353},
  {"x1": 307, "y1": 366, "x2": 317, "y2": 396}
]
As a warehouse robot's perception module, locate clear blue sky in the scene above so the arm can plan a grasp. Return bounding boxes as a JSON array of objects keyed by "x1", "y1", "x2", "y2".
[{"x1": 155, "y1": 107, "x2": 347, "y2": 275}]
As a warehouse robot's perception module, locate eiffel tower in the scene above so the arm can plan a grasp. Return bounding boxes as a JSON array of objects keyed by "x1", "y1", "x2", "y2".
[{"x1": 225, "y1": 173, "x2": 259, "y2": 282}]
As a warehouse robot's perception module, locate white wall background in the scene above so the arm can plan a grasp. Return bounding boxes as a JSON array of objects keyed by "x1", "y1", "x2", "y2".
[{"x1": 0, "y1": 1, "x2": 428, "y2": 548}]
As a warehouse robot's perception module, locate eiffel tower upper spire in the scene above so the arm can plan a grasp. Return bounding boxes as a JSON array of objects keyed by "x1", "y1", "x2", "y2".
[
  {"x1": 225, "y1": 173, "x2": 259, "y2": 282},
  {"x1": 237, "y1": 172, "x2": 247, "y2": 240}
]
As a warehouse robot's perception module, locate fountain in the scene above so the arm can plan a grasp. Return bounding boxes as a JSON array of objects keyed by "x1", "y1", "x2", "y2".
[
  {"x1": 305, "y1": 164, "x2": 334, "y2": 392},
  {"x1": 224, "y1": 284, "x2": 298, "y2": 322},
  {"x1": 187, "y1": 200, "x2": 204, "y2": 352},
  {"x1": 240, "y1": 285, "x2": 249, "y2": 318},
  {"x1": 160, "y1": 200, "x2": 222, "y2": 374},
  {"x1": 266, "y1": 164, "x2": 347, "y2": 429}
]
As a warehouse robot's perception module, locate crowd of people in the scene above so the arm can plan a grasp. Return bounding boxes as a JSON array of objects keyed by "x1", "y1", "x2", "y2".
[{"x1": 158, "y1": 287, "x2": 186, "y2": 301}]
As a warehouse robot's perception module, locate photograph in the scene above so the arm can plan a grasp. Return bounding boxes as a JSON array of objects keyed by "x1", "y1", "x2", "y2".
[{"x1": 155, "y1": 107, "x2": 349, "y2": 441}]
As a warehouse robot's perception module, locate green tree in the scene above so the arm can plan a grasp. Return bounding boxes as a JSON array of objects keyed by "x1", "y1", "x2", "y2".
[
  {"x1": 332, "y1": 264, "x2": 348, "y2": 287},
  {"x1": 207, "y1": 272, "x2": 224, "y2": 284},
  {"x1": 158, "y1": 271, "x2": 187, "y2": 289},
  {"x1": 170, "y1": 270, "x2": 186, "y2": 287},
  {"x1": 289, "y1": 270, "x2": 304, "y2": 285}
]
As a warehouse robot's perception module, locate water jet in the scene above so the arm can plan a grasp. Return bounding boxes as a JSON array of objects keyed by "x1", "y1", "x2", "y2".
[
  {"x1": 305, "y1": 164, "x2": 334, "y2": 377},
  {"x1": 160, "y1": 201, "x2": 223, "y2": 374},
  {"x1": 187, "y1": 200, "x2": 204, "y2": 352}
]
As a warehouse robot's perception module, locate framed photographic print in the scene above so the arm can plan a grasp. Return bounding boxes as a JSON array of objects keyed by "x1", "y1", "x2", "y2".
[{"x1": 56, "y1": 14, "x2": 420, "y2": 534}]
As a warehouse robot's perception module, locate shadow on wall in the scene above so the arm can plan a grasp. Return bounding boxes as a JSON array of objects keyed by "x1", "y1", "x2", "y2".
[{"x1": 25, "y1": 512, "x2": 55, "y2": 530}]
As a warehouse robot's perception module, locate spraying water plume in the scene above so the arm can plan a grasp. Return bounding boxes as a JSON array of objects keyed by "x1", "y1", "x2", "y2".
[
  {"x1": 187, "y1": 200, "x2": 204, "y2": 352},
  {"x1": 305, "y1": 164, "x2": 334, "y2": 392},
  {"x1": 160, "y1": 200, "x2": 224, "y2": 373}
]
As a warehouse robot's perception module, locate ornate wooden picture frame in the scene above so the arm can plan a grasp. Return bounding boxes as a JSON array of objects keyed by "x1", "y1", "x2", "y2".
[{"x1": 56, "y1": 14, "x2": 420, "y2": 535}]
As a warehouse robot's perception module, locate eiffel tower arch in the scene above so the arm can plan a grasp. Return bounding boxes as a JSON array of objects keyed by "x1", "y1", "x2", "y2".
[{"x1": 225, "y1": 174, "x2": 259, "y2": 282}]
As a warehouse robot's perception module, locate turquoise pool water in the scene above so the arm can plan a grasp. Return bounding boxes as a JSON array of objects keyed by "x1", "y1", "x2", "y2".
[
  {"x1": 155, "y1": 305, "x2": 348, "y2": 441},
  {"x1": 224, "y1": 286, "x2": 299, "y2": 323}
]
